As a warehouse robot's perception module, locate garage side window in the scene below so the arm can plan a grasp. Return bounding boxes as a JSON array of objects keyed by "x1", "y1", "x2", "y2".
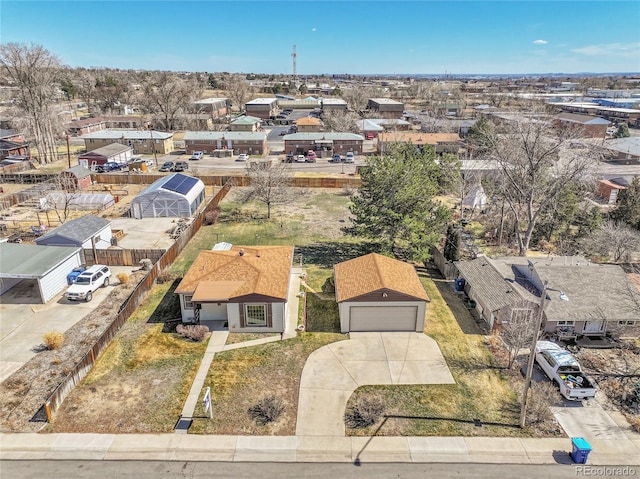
[
  {"x1": 245, "y1": 304, "x2": 266, "y2": 326},
  {"x1": 184, "y1": 295, "x2": 194, "y2": 309}
]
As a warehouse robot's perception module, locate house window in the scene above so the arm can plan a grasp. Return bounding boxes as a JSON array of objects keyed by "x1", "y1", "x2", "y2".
[
  {"x1": 245, "y1": 304, "x2": 267, "y2": 327},
  {"x1": 184, "y1": 295, "x2": 194, "y2": 309},
  {"x1": 557, "y1": 320, "x2": 575, "y2": 326},
  {"x1": 618, "y1": 321, "x2": 636, "y2": 326}
]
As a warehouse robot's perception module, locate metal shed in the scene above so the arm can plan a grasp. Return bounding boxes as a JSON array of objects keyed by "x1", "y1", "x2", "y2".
[
  {"x1": 0, "y1": 243, "x2": 82, "y2": 303},
  {"x1": 130, "y1": 173, "x2": 205, "y2": 219}
]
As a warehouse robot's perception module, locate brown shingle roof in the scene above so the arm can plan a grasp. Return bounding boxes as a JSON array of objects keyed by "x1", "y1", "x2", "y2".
[
  {"x1": 334, "y1": 253, "x2": 429, "y2": 303},
  {"x1": 295, "y1": 117, "x2": 321, "y2": 126},
  {"x1": 379, "y1": 132, "x2": 461, "y2": 145},
  {"x1": 175, "y1": 245, "x2": 294, "y2": 301}
]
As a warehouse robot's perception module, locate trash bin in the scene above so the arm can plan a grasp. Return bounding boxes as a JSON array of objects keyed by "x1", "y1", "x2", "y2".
[
  {"x1": 454, "y1": 278, "x2": 466, "y2": 292},
  {"x1": 570, "y1": 437, "x2": 592, "y2": 464}
]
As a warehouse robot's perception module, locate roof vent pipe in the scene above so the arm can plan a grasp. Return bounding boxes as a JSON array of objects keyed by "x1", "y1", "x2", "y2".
[{"x1": 239, "y1": 249, "x2": 245, "y2": 256}]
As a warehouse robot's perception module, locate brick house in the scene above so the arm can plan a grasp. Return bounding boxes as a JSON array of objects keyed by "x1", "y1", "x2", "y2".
[
  {"x1": 183, "y1": 131, "x2": 268, "y2": 156},
  {"x1": 367, "y1": 98, "x2": 405, "y2": 119},
  {"x1": 81, "y1": 130, "x2": 174, "y2": 155},
  {"x1": 245, "y1": 98, "x2": 279, "y2": 120},
  {"x1": 229, "y1": 116, "x2": 262, "y2": 132},
  {"x1": 553, "y1": 112, "x2": 610, "y2": 138},
  {"x1": 193, "y1": 97, "x2": 230, "y2": 118},
  {"x1": 283, "y1": 132, "x2": 364, "y2": 157}
]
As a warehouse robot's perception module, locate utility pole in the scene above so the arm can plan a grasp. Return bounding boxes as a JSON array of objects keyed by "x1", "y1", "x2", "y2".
[
  {"x1": 66, "y1": 134, "x2": 71, "y2": 168},
  {"x1": 291, "y1": 45, "x2": 297, "y2": 86},
  {"x1": 520, "y1": 280, "x2": 548, "y2": 429},
  {"x1": 148, "y1": 125, "x2": 158, "y2": 167}
]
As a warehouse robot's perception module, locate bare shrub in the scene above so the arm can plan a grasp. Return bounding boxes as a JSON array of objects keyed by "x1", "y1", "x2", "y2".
[
  {"x1": 203, "y1": 207, "x2": 221, "y2": 225},
  {"x1": 247, "y1": 395, "x2": 284, "y2": 425},
  {"x1": 628, "y1": 415, "x2": 640, "y2": 434},
  {"x1": 175, "y1": 324, "x2": 209, "y2": 342},
  {"x1": 51, "y1": 356, "x2": 62, "y2": 365},
  {"x1": 116, "y1": 272, "x2": 130, "y2": 284},
  {"x1": 518, "y1": 381, "x2": 559, "y2": 429},
  {"x1": 344, "y1": 396, "x2": 385, "y2": 428},
  {"x1": 156, "y1": 270, "x2": 175, "y2": 284},
  {"x1": 342, "y1": 184, "x2": 356, "y2": 197},
  {"x1": 43, "y1": 331, "x2": 64, "y2": 350}
]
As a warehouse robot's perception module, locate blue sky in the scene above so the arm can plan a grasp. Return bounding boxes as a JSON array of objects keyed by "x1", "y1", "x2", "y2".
[{"x1": 2, "y1": 1, "x2": 639, "y2": 74}]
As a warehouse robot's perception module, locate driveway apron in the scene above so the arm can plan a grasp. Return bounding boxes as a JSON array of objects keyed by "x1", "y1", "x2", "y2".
[{"x1": 295, "y1": 332, "x2": 455, "y2": 437}]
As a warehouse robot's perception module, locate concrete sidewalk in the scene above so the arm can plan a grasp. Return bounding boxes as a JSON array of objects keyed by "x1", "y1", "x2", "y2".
[{"x1": 1, "y1": 433, "x2": 639, "y2": 465}]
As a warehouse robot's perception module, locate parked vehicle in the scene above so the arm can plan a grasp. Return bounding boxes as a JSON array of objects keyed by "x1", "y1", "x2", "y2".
[
  {"x1": 279, "y1": 130, "x2": 288, "y2": 136},
  {"x1": 65, "y1": 265, "x2": 112, "y2": 302},
  {"x1": 366, "y1": 133, "x2": 375, "y2": 140},
  {"x1": 174, "y1": 161, "x2": 189, "y2": 172},
  {"x1": 159, "y1": 161, "x2": 175, "y2": 172},
  {"x1": 306, "y1": 151, "x2": 316, "y2": 163},
  {"x1": 344, "y1": 152, "x2": 355, "y2": 163},
  {"x1": 331, "y1": 154, "x2": 342, "y2": 163},
  {"x1": 189, "y1": 151, "x2": 204, "y2": 161},
  {"x1": 535, "y1": 341, "x2": 597, "y2": 401},
  {"x1": 96, "y1": 162, "x2": 124, "y2": 173},
  {"x1": 236, "y1": 153, "x2": 249, "y2": 162},
  {"x1": 285, "y1": 152, "x2": 295, "y2": 163},
  {"x1": 296, "y1": 155, "x2": 306, "y2": 163},
  {"x1": 66, "y1": 265, "x2": 87, "y2": 285}
]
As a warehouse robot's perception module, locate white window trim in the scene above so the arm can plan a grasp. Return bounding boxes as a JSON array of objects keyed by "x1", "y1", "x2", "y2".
[
  {"x1": 557, "y1": 320, "x2": 575, "y2": 326},
  {"x1": 184, "y1": 295, "x2": 194, "y2": 309}
]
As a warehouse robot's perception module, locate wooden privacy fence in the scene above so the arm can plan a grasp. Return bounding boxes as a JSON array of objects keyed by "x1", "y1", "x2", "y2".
[
  {"x1": 82, "y1": 248, "x2": 166, "y2": 266},
  {"x1": 91, "y1": 173, "x2": 361, "y2": 189},
  {"x1": 42, "y1": 180, "x2": 233, "y2": 422},
  {"x1": 431, "y1": 246, "x2": 457, "y2": 280}
]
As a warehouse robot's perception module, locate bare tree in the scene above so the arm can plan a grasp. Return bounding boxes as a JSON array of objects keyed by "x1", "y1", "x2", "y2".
[
  {"x1": 74, "y1": 69, "x2": 97, "y2": 115},
  {"x1": 142, "y1": 73, "x2": 199, "y2": 131},
  {"x1": 482, "y1": 110, "x2": 600, "y2": 255},
  {"x1": 243, "y1": 162, "x2": 297, "y2": 219},
  {"x1": 94, "y1": 71, "x2": 130, "y2": 114},
  {"x1": 496, "y1": 300, "x2": 539, "y2": 368},
  {"x1": 582, "y1": 220, "x2": 640, "y2": 262},
  {"x1": 0, "y1": 43, "x2": 61, "y2": 164},
  {"x1": 224, "y1": 74, "x2": 252, "y2": 113},
  {"x1": 322, "y1": 109, "x2": 360, "y2": 133}
]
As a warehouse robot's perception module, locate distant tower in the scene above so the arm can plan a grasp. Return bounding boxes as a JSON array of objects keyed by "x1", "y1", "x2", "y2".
[{"x1": 291, "y1": 45, "x2": 297, "y2": 85}]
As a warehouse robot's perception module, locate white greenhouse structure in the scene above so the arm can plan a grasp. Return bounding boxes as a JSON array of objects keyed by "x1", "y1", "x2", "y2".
[
  {"x1": 40, "y1": 193, "x2": 115, "y2": 211},
  {"x1": 130, "y1": 173, "x2": 205, "y2": 219}
]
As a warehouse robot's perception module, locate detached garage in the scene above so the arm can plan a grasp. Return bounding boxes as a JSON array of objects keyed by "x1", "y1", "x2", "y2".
[
  {"x1": 334, "y1": 253, "x2": 429, "y2": 333},
  {"x1": 130, "y1": 173, "x2": 205, "y2": 219},
  {"x1": 0, "y1": 243, "x2": 82, "y2": 303}
]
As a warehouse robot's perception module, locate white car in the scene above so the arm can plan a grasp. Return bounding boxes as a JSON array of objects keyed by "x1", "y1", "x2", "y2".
[
  {"x1": 344, "y1": 152, "x2": 355, "y2": 163},
  {"x1": 236, "y1": 153, "x2": 249, "y2": 162},
  {"x1": 65, "y1": 265, "x2": 112, "y2": 302},
  {"x1": 189, "y1": 151, "x2": 204, "y2": 161},
  {"x1": 296, "y1": 155, "x2": 306, "y2": 163}
]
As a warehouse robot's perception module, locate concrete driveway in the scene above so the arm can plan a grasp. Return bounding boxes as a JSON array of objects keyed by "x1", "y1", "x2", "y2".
[
  {"x1": 295, "y1": 332, "x2": 455, "y2": 437},
  {"x1": 0, "y1": 266, "x2": 135, "y2": 383}
]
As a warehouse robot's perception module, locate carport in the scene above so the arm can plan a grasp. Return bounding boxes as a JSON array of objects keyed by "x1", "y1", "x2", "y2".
[
  {"x1": 334, "y1": 253, "x2": 429, "y2": 333},
  {"x1": 0, "y1": 243, "x2": 82, "y2": 303}
]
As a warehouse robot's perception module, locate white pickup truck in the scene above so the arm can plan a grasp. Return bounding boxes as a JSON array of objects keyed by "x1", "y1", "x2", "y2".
[{"x1": 535, "y1": 341, "x2": 596, "y2": 401}]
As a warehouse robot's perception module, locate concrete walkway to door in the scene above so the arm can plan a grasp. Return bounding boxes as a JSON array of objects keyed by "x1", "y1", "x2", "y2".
[{"x1": 295, "y1": 332, "x2": 455, "y2": 437}]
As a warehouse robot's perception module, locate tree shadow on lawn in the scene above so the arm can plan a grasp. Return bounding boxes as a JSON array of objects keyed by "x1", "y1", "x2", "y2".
[
  {"x1": 146, "y1": 278, "x2": 182, "y2": 327},
  {"x1": 296, "y1": 241, "x2": 377, "y2": 268}
]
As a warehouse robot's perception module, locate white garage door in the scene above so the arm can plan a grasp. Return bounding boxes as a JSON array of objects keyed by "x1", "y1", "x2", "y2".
[{"x1": 349, "y1": 306, "x2": 417, "y2": 332}]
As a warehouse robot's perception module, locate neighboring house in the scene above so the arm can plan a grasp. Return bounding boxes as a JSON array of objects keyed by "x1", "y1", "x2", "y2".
[
  {"x1": 334, "y1": 253, "x2": 430, "y2": 333},
  {"x1": 455, "y1": 256, "x2": 640, "y2": 337},
  {"x1": 175, "y1": 244, "x2": 294, "y2": 333},
  {"x1": 59, "y1": 165, "x2": 92, "y2": 191},
  {"x1": 551, "y1": 102, "x2": 640, "y2": 127},
  {"x1": 596, "y1": 179, "x2": 626, "y2": 205},
  {"x1": 357, "y1": 119, "x2": 385, "y2": 138},
  {"x1": 130, "y1": 173, "x2": 205, "y2": 219},
  {"x1": 602, "y1": 137, "x2": 640, "y2": 164},
  {"x1": 320, "y1": 98, "x2": 348, "y2": 113},
  {"x1": 81, "y1": 130, "x2": 174, "y2": 155},
  {"x1": 0, "y1": 139, "x2": 30, "y2": 160},
  {"x1": 295, "y1": 117, "x2": 322, "y2": 132},
  {"x1": 35, "y1": 215, "x2": 112, "y2": 249},
  {"x1": 78, "y1": 143, "x2": 133, "y2": 170},
  {"x1": 0, "y1": 243, "x2": 83, "y2": 303},
  {"x1": 283, "y1": 132, "x2": 364, "y2": 157},
  {"x1": 0, "y1": 129, "x2": 25, "y2": 143},
  {"x1": 277, "y1": 98, "x2": 320, "y2": 111},
  {"x1": 103, "y1": 115, "x2": 147, "y2": 130},
  {"x1": 367, "y1": 98, "x2": 405, "y2": 119},
  {"x1": 553, "y1": 112, "x2": 610, "y2": 138},
  {"x1": 66, "y1": 117, "x2": 107, "y2": 136},
  {"x1": 193, "y1": 97, "x2": 230, "y2": 118},
  {"x1": 183, "y1": 131, "x2": 267, "y2": 156},
  {"x1": 378, "y1": 132, "x2": 463, "y2": 155},
  {"x1": 245, "y1": 98, "x2": 279, "y2": 120},
  {"x1": 228, "y1": 115, "x2": 262, "y2": 132}
]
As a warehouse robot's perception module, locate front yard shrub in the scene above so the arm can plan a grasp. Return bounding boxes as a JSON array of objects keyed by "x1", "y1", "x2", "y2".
[
  {"x1": 321, "y1": 275, "x2": 335, "y2": 294},
  {"x1": 116, "y1": 273, "x2": 130, "y2": 285},
  {"x1": 175, "y1": 324, "x2": 209, "y2": 342},
  {"x1": 203, "y1": 207, "x2": 221, "y2": 225},
  {"x1": 43, "y1": 331, "x2": 64, "y2": 350},
  {"x1": 247, "y1": 395, "x2": 284, "y2": 425},
  {"x1": 344, "y1": 396, "x2": 385, "y2": 428}
]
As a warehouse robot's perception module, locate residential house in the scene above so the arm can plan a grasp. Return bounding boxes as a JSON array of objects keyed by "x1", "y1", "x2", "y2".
[
  {"x1": 78, "y1": 143, "x2": 133, "y2": 170},
  {"x1": 81, "y1": 130, "x2": 174, "y2": 155},
  {"x1": 175, "y1": 244, "x2": 294, "y2": 333},
  {"x1": 334, "y1": 253, "x2": 429, "y2": 333},
  {"x1": 596, "y1": 179, "x2": 626, "y2": 205},
  {"x1": 245, "y1": 98, "x2": 279, "y2": 120},
  {"x1": 35, "y1": 215, "x2": 112, "y2": 250},
  {"x1": 66, "y1": 117, "x2": 107, "y2": 136},
  {"x1": 295, "y1": 117, "x2": 322, "y2": 132},
  {"x1": 0, "y1": 139, "x2": 30, "y2": 160},
  {"x1": 321, "y1": 98, "x2": 348, "y2": 113},
  {"x1": 367, "y1": 98, "x2": 405, "y2": 119},
  {"x1": 455, "y1": 256, "x2": 640, "y2": 338},
  {"x1": 183, "y1": 131, "x2": 268, "y2": 156},
  {"x1": 193, "y1": 97, "x2": 230, "y2": 118},
  {"x1": 228, "y1": 115, "x2": 262, "y2": 132},
  {"x1": 602, "y1": 137, "x2": 640, "y2": 164},
  {"x1": 553, "y1": 112, "x2": 610, "y2": 138}
]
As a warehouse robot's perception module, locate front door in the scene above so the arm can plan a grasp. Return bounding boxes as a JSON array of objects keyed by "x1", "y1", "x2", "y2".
[{"x1": 583, "y1": 320, "x2": 605, "y2": 335}]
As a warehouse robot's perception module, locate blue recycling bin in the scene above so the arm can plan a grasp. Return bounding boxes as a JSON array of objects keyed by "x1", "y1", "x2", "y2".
[
  {"x1": 570, "y1": 437, "x2": 592, "y2": 464},
  {"x1": 454, "y1": 278, "x2": 466, "y2": 292}
]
